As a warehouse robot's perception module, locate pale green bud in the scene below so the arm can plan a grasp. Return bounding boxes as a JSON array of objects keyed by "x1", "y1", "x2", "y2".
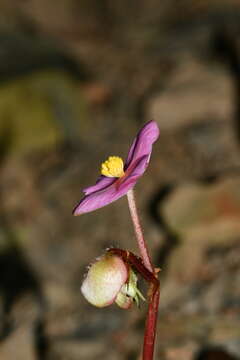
[
  {"x1": 81, "y1": 254, "x2": 128, "y2": 307},
  {"x1": 81, "y1": 253, "x2": 145, "y2": 309}
]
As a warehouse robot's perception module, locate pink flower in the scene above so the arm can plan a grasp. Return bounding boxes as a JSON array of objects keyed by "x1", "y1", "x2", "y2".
[{"x1": 73, "y1": 120, "x2": 159, "y2": 215}]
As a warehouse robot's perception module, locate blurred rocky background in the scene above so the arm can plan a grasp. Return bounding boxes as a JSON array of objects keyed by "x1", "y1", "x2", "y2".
[{"x1": 0, "y1": 1, "x2": 240, "y2": 359}]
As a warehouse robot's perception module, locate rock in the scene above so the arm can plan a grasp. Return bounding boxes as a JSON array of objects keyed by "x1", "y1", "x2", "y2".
[
  {"x1": 144, "y1": 55, "x2": 240, "y2": 185},
  {"x1": 165, "y1": 342, "x2": 198, "y2": 360},
  {"x1": 159, "y1": 176, "x2": 240, "y2": 320},
  {"x1": 0, "y1": 294, "x2": 39, "y2": 360},
  {"x1": 48, "y1": 338, "x2": 122, "y2": 360},
  {"x1": 146, "y1": 59, "x2": 233, "y2": 131},
  {"x1": 0, "y1": 325, "x2": 36, "y2": 360},
  {"x1": 161, "y1": 177, "x2": 240, "y2": 237}
]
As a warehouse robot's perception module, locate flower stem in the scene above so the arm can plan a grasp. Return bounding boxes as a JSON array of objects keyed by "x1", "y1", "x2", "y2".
[
  {"x1": 143, "y1": 288, "x2": 160, "y2": 360},
  {"x1": 127, "y1": 189, "x2": 153, "y2": 273},
  {"x1": 126, "y1": 189, "x2": 160, "y2": 360}
]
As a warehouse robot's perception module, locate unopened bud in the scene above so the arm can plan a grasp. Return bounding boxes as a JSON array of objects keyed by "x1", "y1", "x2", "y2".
[
  {"x1": 81, "y1": 252, "x2": 145, "y2": 309},
  {"x1": 81, "y1": 254, "x2": 128, "y2": 308}
]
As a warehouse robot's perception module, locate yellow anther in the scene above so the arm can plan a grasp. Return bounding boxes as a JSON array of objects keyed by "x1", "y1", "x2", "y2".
[{"x1": 101, "y1": 156, "x2": 125, "y2": 178}]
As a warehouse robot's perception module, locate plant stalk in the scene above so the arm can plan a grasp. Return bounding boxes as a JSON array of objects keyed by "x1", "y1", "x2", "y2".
[
  {"x1": 126, "y1": 189, "x2": 153, "y2": 273},
  {"x1": 127, "y1": 189, "x2": 160, "y2": 360},
  {"x1": 143, "y1": 287, "x2": 160, "y2": 360}
]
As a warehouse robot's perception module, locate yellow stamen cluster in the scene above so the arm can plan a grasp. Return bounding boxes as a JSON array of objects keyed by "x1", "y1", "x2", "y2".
[{"x1": 101, "y1": 156, "x2": 125, "y2": 178}]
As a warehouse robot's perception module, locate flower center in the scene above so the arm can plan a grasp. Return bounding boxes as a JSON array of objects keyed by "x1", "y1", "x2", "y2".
[{"x1": 101, "y1": 156, "x2": 125, "y2": 178}]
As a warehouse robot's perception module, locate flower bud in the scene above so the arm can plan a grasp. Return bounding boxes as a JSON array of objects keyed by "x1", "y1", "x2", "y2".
[
  {"x1": 81, "y1": 254, "x2": 128, "y2": 307},
  {"x1": 81, "y1": 252, "x2": 146, "y2": 309}
]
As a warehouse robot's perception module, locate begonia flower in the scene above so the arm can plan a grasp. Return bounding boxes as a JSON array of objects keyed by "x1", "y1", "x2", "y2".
[{"x1": 73, "y1": 120, "x2": 159, "y2": 215}]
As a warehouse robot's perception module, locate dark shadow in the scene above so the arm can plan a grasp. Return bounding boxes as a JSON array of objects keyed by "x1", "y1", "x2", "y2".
[
  {"x1": 0, "y1": 124, "x2": 48, "y2": 358},
  {"x1": 0, "y1": 123, "x2": 14, "y2": 165},
  {"x1": 127, "y1": 349, "x2": 139, "y2": 360},
  {"x1": 34, "y1": 318, "x2": 49, "y2": 360},
  {"x1": 0, "y1": 30, "x2": 90, "y2": 84},
  {"x1": 200, "y1": 174, "x2": 219, "y2": 184},
  {"x1": 212, "y1": 27, "x2": 240, "y2": 145},
  {"x1": 195, "y1": 346, "x2": 239, "y2": 360},
  {"x1": 148, "y1": 184, "x2": 180, "y2": 269},
  {"x1": 0, "y1": 214, "x2": 49, "y2": 358},
  {"x1": 0, "y1": 226, "x2": 44, "y2": 341}
]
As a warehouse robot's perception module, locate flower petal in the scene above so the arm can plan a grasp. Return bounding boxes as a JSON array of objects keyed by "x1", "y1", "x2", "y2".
[
  {"x1": 125, "y1": 120, "x2": 159, "y2": 168},
  {"x1": 73, "y1": 180, "x2": 127, "y2": 215},
  {"x1": 83, "y1": 176, "x2": 116, "y2": 195},
  {"x1": 117, "y1": 155, "x2": 149, "y2": 191},
  {"x1": 127, "y1": 155, "x2": 149, "y2": 178}
]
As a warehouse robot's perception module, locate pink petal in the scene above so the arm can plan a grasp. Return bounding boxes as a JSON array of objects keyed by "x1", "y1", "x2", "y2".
[
  {"x1": 73, "y1": 180, "x2": 127, "y2": 215},
  {"x1": 125, "y1": 120, "x2": 159, "y2": 168},
  {"x1": 83, "y1": 176, "x2": 116, "y2": 195},
  {"x1": 118, "y1": 155, "x2": 149, "y2": 191}
]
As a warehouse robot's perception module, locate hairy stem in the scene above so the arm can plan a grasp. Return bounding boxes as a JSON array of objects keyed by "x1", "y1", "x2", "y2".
[
  {"x1": 127, "y1": 189, "x2": 153, "y2": 273},
  {"x1": 126, "y1": 189, "x2": 160, "y2": 360}
]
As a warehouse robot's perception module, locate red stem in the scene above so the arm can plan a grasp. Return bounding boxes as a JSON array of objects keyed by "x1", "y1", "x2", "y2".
[
  {"x1": 143, "y1": 288, "x2": 160, "y2": 360},
  {"x1": 126, "y1": 189, "x2": 160, "y2": 360}
]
